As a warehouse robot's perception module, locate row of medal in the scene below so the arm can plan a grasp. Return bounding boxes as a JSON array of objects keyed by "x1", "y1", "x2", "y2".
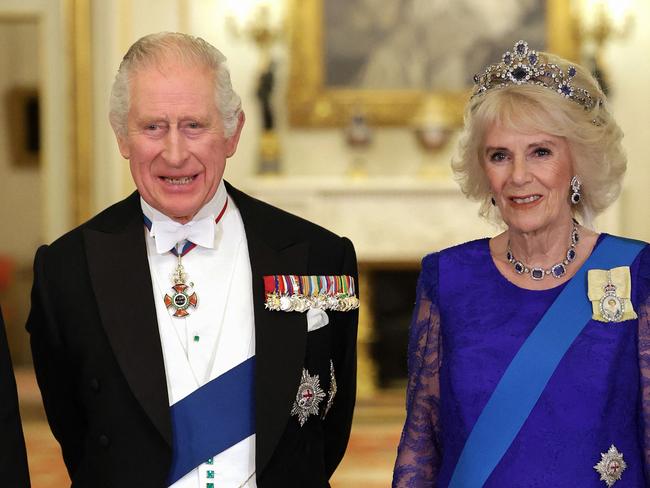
[{"x1": 263, "y1": 274, "x2": 360, "y2": 312}]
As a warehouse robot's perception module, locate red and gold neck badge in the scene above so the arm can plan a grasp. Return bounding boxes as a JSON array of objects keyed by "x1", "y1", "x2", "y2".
[
  {"x1": 164, "y1": 256, "x2": 198, "y2": 318},
  {"x1": 144, "y1": 199, "x2": 229, "y2": 319}
]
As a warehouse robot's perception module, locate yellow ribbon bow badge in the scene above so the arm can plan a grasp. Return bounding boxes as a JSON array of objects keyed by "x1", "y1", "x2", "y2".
[{"x1": 587, "y1": 266, "x2": 637, "y2": 323}]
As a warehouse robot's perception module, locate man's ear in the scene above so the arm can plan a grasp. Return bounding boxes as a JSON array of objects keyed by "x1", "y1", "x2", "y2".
[
  {"x1": 109, "y1": 117, "x2": 131, "y2": 160},
  {"x1": 225, "y1": 112, "x2": 245, "y2": 158},
  {"x1": 115, "y1": 132, "x2": 130, "y2": 160}
]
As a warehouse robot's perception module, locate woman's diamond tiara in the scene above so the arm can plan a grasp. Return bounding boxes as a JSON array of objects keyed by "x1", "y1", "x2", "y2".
[{"x1": 471, "y1": 40, "x2": 598, "y2": 111}]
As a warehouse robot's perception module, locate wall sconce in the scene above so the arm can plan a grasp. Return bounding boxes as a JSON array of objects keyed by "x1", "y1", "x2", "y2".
[
  {"x1": 575, "y1": 0, "x2": 634, "y2": 94},
  {"x1": 227, "y1": 1, "x2": 285, "y2": 174}
]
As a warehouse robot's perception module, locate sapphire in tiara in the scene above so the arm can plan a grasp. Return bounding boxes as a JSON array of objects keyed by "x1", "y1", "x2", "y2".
[
  {"x1": 515, "y1": 41, "x2": 527, "y2": 55},
  {"x1": 551, "y1": 263, "x2": 566, "y2": 278},
  {"x1": 510, "y1": 66, "x2": 529, "y2": 82},
  {"x1": 471, "y1": 40, "x2": 598, "y2": 111},
  {"x1": 531, "y1": 268, "x2": 545, "y2": 280},
  {"x1": 567, "y1": 248, "x2": 577, "y2": 262},
  {"x1": 559, "y1": 82, "x2": 573, "y2": 97}
]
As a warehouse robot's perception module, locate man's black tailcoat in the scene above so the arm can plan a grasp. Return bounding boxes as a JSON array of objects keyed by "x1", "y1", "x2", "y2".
[{"x1": 27, "y1": 183, "x2": 358, "y2": 487}]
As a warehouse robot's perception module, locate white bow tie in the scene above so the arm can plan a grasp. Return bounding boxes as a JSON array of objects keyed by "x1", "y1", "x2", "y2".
[{"x1": 151, "y1": 216, "x2": 216, "y2": 254}]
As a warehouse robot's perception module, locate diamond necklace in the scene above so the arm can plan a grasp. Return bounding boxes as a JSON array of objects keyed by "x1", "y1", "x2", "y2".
[{"x1": 506, "y1": 221, "x2": 579, "y2": 281}]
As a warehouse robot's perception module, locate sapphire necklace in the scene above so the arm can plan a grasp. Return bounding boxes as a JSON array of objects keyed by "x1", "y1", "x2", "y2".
[{"x1": 506, "y1": 221, "x2": 579, "y2": 281}]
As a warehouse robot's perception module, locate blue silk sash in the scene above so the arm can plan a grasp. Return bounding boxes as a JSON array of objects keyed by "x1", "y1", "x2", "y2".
[
  {"x1": 168, "y1": 356, "x2": 255, "y2": 484},
  {"x1": 448, "y1": 236, "x2": 645, "y2": 487}
]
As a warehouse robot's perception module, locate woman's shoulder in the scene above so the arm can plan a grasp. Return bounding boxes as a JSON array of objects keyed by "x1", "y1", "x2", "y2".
[
  {"x1": 419, "y1": 238, "x2": 491, "y2": 286},
  {"x1": 422, "y1": 238, "x2": 491, "y2": 268},
  {"x1": 600, "y1": 233, "x2": 650, "y2": 257},
  {"x1": 597, "y1": 233, "x2": 650, "y2": 278},
  {"x1": 602, "y1": 235, "x2": 650, "y2": 303}
]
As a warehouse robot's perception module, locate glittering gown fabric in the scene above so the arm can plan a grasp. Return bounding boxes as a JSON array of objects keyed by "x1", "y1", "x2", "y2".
[{"x1": 393, "y1": 236, "x2": 650, "y2": 487}]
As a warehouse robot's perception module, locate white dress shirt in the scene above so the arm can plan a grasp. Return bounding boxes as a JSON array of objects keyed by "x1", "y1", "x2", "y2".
[{"x1": 141, "y1": 181, "x2": 257, "y2": 488}]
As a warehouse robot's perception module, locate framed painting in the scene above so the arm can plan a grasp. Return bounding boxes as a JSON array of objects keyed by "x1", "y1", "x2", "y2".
[
  {"x1": 288, "y1": 0, "x2": 579, "y2": 127},
  {"x1": 6, "y1": 86, "x2": 40, "y2": 168}
]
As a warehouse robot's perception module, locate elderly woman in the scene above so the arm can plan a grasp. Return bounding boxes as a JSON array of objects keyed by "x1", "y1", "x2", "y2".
[{"x1": 393, "y1": 40, "x2": 650, "y2": 487}]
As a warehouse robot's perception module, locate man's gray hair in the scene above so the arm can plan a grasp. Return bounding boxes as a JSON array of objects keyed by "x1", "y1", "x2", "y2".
[{"x1": 109, "y1": 32, "x2": 242, "y2": 138}]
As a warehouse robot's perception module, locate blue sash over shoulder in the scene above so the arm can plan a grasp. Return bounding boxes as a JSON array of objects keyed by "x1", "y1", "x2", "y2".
[
  {"x1": 448, "y1": 236, "x2": 645, "y2": 488},
  {"x1": 168, "y1": 356, "x2": 255, "y2": 484}
]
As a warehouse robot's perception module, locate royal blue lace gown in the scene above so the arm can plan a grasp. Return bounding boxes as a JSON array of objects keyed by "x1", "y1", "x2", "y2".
[{"x1": 393, "y1": 236, "x2": 650, "y2": 487}]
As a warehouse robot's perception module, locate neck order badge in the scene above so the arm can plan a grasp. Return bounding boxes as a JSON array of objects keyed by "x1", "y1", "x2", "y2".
[
  {"x1": 164, "y1": 251, "x2": 199, "y2": 318},
  {"x1": 143, "y1": 199, "x2": 228, "y2": 318}
]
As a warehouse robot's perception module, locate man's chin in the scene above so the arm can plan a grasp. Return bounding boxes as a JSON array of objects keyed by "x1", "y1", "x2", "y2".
[{"x1": 158, "y1": 202, "x2": 200, "y2": 224}]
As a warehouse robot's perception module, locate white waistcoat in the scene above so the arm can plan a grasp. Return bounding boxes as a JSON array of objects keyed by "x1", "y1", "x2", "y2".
[{"x1": 143, "y1": 187, "x2": 257, "y2": 488}]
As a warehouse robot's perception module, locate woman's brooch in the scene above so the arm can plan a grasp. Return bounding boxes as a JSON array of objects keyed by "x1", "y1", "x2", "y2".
[{"x1": 587, "y1": 267, "x2": 637, "y2": 323}]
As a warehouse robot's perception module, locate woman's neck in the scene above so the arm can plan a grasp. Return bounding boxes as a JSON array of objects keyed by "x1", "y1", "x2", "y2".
[{"x1": 507, "y1": 220, "x2": 575, "y2": 268}]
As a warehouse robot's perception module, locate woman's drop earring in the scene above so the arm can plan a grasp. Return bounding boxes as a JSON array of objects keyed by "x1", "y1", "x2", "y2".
[{"x1": 570, "y1": 176, "x2": 581, "y2": 205}]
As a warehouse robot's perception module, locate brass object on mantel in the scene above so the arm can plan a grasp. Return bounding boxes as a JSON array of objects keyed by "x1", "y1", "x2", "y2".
[
  {"x1": 412, "y1": 95, "x2": 455, "y2": 178},
  {"x1": 344, "y1": 108, "x2": 373, "y2": 178}
]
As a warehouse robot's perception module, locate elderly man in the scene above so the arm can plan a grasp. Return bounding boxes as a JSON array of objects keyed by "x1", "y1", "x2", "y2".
[
  {"x1": 27, "y1": 32, "x2": 358, "y2": 488},
  {"x1": 0, "y1": 306, "x2": 29, "y2": 487}
]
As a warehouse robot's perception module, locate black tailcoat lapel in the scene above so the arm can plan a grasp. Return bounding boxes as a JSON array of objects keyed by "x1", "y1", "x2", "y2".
[
  {"x1": 83, "y1": 192, "x2": 172, "y2": 446},
  {"x1": 227, "y1": 183, "x2": 310, "y2": 474}
]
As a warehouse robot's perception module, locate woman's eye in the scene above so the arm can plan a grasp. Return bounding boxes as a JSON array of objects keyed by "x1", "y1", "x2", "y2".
[
  {"x1": 489, "y1": 151, "x2": 507, "y2": 162},
  {"x1": 534, "y1": 147, "x2": 551, "y2": 157}
]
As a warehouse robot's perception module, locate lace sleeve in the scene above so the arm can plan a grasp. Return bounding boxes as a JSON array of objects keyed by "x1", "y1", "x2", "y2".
[
  {"x1": 638, "y1": 246, "x2": 650, "y2": 480},
  {"x1": 393, "y1": 254, "x2": 442, "y2": 488}
]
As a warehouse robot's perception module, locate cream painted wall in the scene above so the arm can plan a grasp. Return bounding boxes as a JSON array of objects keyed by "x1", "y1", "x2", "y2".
[
  {"x1": 0, "y1": 20, "x2": 41, "y2": 264},
  {"x1": 90, "y1": 0, "x2": 650, "y2": 241},
  {"x1": 606, "y1": 0, "x2": 650, "y2": 241},
  {"x1": 0, "y1": 0, "x2": 71, "y2": 247},
  {"x1": 0, "y1": 17, "x2": 43, "y2": 265}
]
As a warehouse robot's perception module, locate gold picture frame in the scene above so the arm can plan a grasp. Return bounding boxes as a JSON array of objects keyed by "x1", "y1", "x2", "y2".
[{"x1": 288, "y1": 0, "x2": 578, "y2": 127}]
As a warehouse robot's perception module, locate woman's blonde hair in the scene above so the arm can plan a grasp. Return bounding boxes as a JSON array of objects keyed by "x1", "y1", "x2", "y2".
[{"x1": 452, "y1": 52, "x2": 625, "y2": 227}]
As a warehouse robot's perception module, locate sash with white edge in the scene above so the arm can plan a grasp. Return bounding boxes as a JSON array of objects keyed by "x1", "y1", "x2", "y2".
[
  {"x1": 448, "y1": 235, "x2": 646, "y2": 488},
  {"x1": 168, "y1": 356, "x2": 255, "y2": 484}
]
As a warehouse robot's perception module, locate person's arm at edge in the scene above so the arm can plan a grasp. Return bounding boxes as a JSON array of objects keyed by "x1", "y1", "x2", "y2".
[{"x1": 0, "y1": 305, "x2": 30, "y2": 487}]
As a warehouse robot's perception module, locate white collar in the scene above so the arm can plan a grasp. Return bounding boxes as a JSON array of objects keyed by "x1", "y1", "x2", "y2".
[{"x1": 140, "y1": 180, "x2": 228, "y2": 254}]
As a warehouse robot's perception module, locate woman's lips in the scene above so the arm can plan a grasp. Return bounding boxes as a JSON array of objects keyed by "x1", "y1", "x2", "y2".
[{"x1": 510, "y1": 194, "x2": 541, "y2": 205}]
